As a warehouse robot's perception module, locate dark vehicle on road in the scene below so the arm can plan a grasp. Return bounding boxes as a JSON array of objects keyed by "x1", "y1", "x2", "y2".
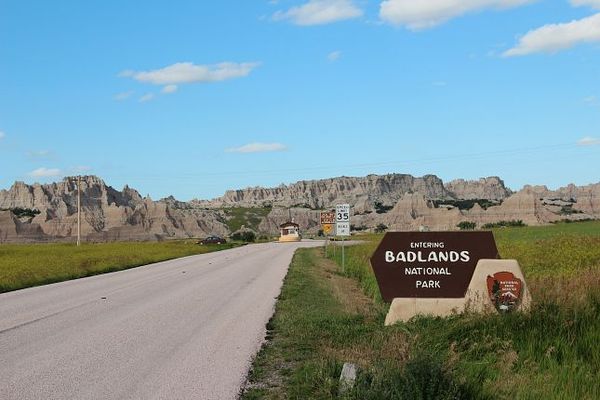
[{"x1": 199, "y1": 236, "x2": 226, "y2": 245}]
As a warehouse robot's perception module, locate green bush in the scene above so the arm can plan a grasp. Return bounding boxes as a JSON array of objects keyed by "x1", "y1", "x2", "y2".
[
  {"x1": 374, "y1": 223, "x2": 388, "y2": 233},
  {"x1": 374, "y1": 202, "x2": 393, "y2": 214},
  {"x1": 433, "y1": 199, "x2": 500, "y2": 210},
  {"x1": 1, "y1": 207, "x2": 41, "y2": 219},
  {"x1": 482, "y1": 220, "x2": 526, "y2": 229},
  {"x1": 457, "y1": 221, "x2": 476, "y2": 230},
  {"x1": 231, "y1": 231, "x2": 256, "y2": 242}
]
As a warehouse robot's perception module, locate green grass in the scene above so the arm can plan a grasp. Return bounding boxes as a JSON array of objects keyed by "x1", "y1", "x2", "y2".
[
  {"x1": 334, "y1": 221, "x2": 600, "y2": 301},
  {"x1": 493, "y1": 219, "x2": 600, "y2": 241},
  {"x1": 323, "y1": 221, "x2": 600, "y2": 399},
  {"x1": 244, "y1": 221, "x2": 600, "y2": 399},
  {"x1": 0, "y1": 240, "x2": 238, "y2": 293},
  {"x1": 242, "y1": 248, "x2": 484, "y2": 399},
  {"x1": 221, "y1": 207, "x2": 272, "y2": 232}
]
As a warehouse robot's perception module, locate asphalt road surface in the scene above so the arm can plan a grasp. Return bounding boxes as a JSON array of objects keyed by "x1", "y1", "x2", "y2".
[{"x1": 0, "y1": 241, "x2": 323, "y2": 400}]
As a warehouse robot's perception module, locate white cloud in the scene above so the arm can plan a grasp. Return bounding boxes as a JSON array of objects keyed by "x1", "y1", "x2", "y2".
[
  {"x1": 122, "y1": 62, "x2": 260, "y2": 86},
  {"x1": 114, "y1": 90, "x2": 134, "y2": 101},
  {"x1": 26, "y1": 150, "x2": 51, "y2": 158},
  {"x1": 379, "y1": 0, "x2": 533, "y2": 30},
  {"x1": 577, "y1": 136, "x2": 600, "y2": 146},
  {"x1": 432, "y1": 80, "x2": 447, "y2": 86},
  {"x1": 225, "y1": 142, "x2": 288, "y2": 153},
  {"x1": 162, "y1": 84, "x2": 178, "y2": 94},
  {"x1": 273, "y1": 0, "x2": 363, "y2": 26},
  {"x1": 327, "y1": 50, "x2": 342, "y2": 61},
  {"x1": 139, "y1": 93, "x2": 155, "y2": 103},
  {"x1": 571, "y1": 0, "x2": 600, "y2": 9},
  {"x1": 0, "y1": 131, "x2": 5, "y2": 140},
  {"x1": 28, "y1": 167, "x2": 62, "y2": 177},
  {"x1": 503, "y1": 13, "x2": 600, "y2": 56}
]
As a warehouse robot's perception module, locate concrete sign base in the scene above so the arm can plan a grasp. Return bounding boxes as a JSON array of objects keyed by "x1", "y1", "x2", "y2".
[{"x1": 384, "y1": 259, "x2": 532, "y2": 325}]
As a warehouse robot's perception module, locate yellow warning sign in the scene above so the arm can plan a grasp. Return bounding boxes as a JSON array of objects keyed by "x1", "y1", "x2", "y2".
[{"x1": 322, "y1": 223, "x2": 334, "y2": 235}]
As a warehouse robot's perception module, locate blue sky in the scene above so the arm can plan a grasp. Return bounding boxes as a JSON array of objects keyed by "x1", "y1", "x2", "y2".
[{"x1": 1, "y1": 0, "x2": 599, "y2": 200}]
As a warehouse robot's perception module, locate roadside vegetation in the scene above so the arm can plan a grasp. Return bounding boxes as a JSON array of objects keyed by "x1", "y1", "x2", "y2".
[
  {"x1": 0, "y1": 240, "x2": 238, "y2": 293},
  {"x1": 221, "y1": 206, "x2": 272, "y2": 232},
  {"x1": 243, "y1": 220, "x2": 600, "y2": 399},
  {"x1": 231, "y1": 230, "x2": 257, "y2": 242}
]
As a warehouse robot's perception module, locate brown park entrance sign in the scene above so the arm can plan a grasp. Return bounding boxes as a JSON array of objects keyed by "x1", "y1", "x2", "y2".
[{"x1": 370, "y1": 231, "x2": 499, "y2": 302}]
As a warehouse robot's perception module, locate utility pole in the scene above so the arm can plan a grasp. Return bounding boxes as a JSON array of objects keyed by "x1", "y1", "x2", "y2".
[{"x1": 77, "y1": 175, "x2": 81, "y2": 246}]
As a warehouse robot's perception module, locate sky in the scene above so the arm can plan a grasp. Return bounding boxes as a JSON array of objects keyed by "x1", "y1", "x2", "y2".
[{"x1": 1, "y1": 0, "x2": 600, "y2": 201}]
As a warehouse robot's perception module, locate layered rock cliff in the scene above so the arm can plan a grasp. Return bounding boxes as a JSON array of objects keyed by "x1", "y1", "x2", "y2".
[
  {"x1": 0, "y1": 173, "x2": 598, "y2": 242},
  {"x1": 0, "y1": 176, "x2": 228, "y2": 242},
  {"x1": 446, "y1": 177, "x2": 512, "y2": 200},
  {"x1": 193, "y1": 174, "x2": 451, "y2": 210}
]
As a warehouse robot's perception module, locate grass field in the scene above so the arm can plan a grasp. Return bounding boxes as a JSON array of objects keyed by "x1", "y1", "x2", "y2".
[
  {"x1": 243, "y1": 221, "x2": 600, "y2": 399},
  {"x1": 0, "y1": 240, "x2": 238, "y2": 293}
]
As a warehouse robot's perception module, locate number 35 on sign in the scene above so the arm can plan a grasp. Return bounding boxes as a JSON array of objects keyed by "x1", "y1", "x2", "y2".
[{"x1": 336, "y1": 204, "x2": 350, "y2": 222}]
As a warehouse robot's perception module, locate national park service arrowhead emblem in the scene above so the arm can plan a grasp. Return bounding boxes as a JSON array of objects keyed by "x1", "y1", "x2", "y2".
[{"x1": 487, "y1": 271, "x2": 523, "y2": 313}]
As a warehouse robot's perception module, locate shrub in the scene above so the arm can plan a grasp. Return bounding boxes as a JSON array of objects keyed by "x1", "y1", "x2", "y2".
[
  {"x1": 482, "y1": 220, "x2": 526, "y2": 229},
  {"x1": 231, "y1": 231, "x2": 256, "y2": 242},
  {"x1": 374, "y1": 223, "x2": 388, "y2": 233},
  {"x1": 374, "y1": 202, "x2": 393, "y2": 214},
  {"x1": 560, "y1": 205, "x2": 583, "y2": 215},
  {"x1": 433, "y1": 199, "x2": 501, "y2": 210},
  {"x1": 457, "y1": 221, "x2": 476, "y2": 230},
  {"x1": 3, "y1": 207, "x2": 41, "y2": 219}
]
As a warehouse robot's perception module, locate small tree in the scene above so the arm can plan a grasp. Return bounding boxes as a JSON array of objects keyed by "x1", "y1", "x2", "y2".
[
  {"x1": 375, "y1": 223, "x2": 388, "y2": 233},
  {"x1": 457, "y1": 221, "x2": 476, "y2": 230},
  {"x1": 231, "y1": 231, "x2": 256, "y2": 242},
  {"x1": 374, "y1": 202, "x2": 393, "y2": 214}
]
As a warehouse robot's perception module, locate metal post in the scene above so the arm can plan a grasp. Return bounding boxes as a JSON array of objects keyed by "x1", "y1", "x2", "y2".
[
  {"x1": 342, "y1": 237, "x2": 345, "y2": 273},
  {"x1": 77, "y1": 175, "x2": 81, "y2": 246}
]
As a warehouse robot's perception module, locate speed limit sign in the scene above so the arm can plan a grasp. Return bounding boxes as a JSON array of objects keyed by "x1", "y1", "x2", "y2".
[{"x1": 336, "y1": 204, "x2": 350, "y2": 222}]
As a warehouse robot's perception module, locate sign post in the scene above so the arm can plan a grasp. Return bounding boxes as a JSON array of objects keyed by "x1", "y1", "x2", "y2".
[
  {"x1": 320, "y1": 211, "x2": 336, "y2": 257},
  {"x1": 335, "y1": 204, "x2": 351, "y2": 272}
]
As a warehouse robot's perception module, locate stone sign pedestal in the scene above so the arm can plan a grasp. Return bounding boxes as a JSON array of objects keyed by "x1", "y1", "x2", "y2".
[{"x1": 385, "y1": 259, "x2": 532, "y2": 325}]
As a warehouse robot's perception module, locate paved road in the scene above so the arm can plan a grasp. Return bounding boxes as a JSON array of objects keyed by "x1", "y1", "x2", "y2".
[{"x1": 0, "y1": 241, "x2": 323, "y2": 400}]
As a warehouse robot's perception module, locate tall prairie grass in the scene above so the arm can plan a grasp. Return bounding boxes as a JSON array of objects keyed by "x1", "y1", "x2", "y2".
[
  {"x1": 0, "y1": 240, "x2": 237, "y2": 293},
  {"x1": 325, "y1": 221, "x2": 600, "y2": 399}
]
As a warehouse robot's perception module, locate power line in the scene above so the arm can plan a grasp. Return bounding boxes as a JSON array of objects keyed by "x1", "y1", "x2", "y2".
[{"x1": 100, "y1": 142, "x2": 592, "y2": 181}]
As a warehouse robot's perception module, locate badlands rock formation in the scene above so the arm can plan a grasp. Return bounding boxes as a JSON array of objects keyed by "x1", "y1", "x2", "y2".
[
  {"x1": 0, "y1": 176, "x2": 228, "y2": 242},
  {"x1": 446, "y1": 177, "x2": 512, "y2": 200},
  {"x1": 228, "y1": 178, "x2": 598, "y2": 235},
  {"x1": 193, "y1": 174, "x2": 450, "y2": 211},
  {"x1": 0, "y1": 173, "x2": 598, "y2": 242}
]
